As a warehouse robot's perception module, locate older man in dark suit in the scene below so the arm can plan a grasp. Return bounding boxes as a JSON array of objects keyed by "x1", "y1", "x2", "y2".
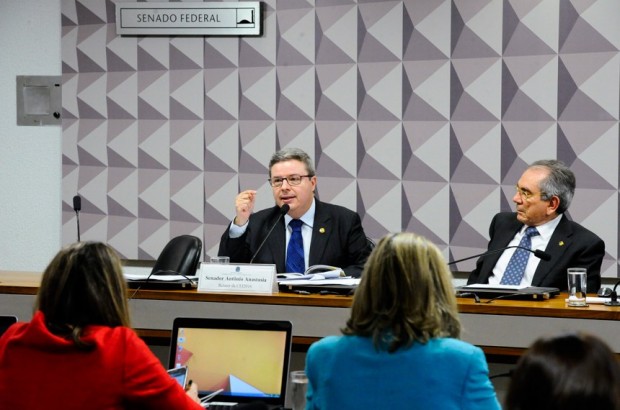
[
  {"x1": 467, "y1": 160, "x2": 604, "y2": 291},
  {"x1": 218, "y1": 148, "x2": 371, "y2": 277}
]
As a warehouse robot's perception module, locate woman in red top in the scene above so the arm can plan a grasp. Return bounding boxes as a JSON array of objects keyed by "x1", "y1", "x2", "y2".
[{"x1": 0, "y1": 241, "x2": 203, "y2": 410}]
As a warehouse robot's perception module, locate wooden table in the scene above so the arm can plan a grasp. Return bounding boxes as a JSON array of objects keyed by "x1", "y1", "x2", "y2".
[{"x1": 2, "y1": 271, "x2": 620, "y2": 358}]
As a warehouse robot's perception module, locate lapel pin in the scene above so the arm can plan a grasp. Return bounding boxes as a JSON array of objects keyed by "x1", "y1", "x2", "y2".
[
  {"x1": 559, "y1": 241, "x2": 564, "y2": 246},
  {"x1": 319, "y1": 227, "x2": 325, "y2": 234}
]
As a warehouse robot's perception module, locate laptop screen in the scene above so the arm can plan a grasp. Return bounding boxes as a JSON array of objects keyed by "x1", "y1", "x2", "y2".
[
  {"x1": 169, "y1": 317, "x2": 292, "y2": 405},
  {"x1": 0, "y1": 316, "x2": 17, "y2": 337}
]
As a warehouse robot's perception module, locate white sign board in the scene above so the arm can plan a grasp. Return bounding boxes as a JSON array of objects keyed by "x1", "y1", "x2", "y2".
[
  {"x1": 197, "y1": 263, "x2": 277, "y2": 294},
  {"x1": 116, "y1": 2, "x2": 261, "y2": 36}
]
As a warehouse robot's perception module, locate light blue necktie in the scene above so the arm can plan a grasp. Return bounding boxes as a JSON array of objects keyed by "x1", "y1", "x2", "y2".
[
  {"x1": 286, "y1": 219, "x2": 305, "y2": 273},
  {"x1": 500, "y1": 226, "x2": 540, "y2": 285}
]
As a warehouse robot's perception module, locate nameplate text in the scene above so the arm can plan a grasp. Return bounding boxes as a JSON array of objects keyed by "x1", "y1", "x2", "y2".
[
  {"x1": 198, "y1": 263, "x2": 277, "y2": 294},
  {"x1": 116, "y1": 2, "x2": 261, "y2": 36}
]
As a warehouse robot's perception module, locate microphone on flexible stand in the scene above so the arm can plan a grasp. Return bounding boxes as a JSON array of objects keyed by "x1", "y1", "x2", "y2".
[
  {"x1": 604, "y1": 280, "x2": 620, "y2": 306},
  {"x1": 448, "y1": 245, "x2": 551, "y2": 266},
  {"x1": 249, "y1": 204, "x2": 290, "y2": 263},
  {"x1": 73, "y1": 195, "x2": 82, "y2": 242}
]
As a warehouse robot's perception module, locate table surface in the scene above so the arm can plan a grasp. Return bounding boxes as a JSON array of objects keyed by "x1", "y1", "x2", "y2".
[{"x1": 2, "y1": 270, "x2": 619, "y2": 319}]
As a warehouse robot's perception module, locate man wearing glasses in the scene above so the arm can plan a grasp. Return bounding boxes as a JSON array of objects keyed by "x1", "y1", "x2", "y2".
[
  {"x1": 467, "y1": 159, "x2": 604, "y2": 291},
  {"x1": 218, "y1": 147, "x2": 372, "y2": 277}
]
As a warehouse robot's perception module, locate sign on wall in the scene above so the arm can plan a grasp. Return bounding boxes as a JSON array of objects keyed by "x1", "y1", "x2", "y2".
[{"x1": 116, "y1": 2, "x2": 261, "y2": 36}]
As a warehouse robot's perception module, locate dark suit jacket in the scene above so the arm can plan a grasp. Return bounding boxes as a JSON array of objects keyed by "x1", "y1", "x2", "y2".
[
  {"x1": 467, "y1": 212, "x2": 604, "y2": 291},
  {"x1": 218, "y1": 200, "x2": 372, "y2": 277}
]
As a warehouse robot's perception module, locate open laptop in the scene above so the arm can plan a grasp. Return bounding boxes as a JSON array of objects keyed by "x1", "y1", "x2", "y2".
[
  {"x1": 169, "y1": 317, "x2": 292, "y2": 408},
  {"x1": 455, "y1": 285, "x2": 560, "y2": 300},
  {"x1": 0, "y1": 315, "x2": 17, "y2": 337}
]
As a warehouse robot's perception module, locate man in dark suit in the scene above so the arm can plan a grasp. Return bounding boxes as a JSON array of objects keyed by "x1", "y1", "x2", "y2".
[
  {"x1": 467, "y1": 160, "x2": 604, "y2": 291},
  {"x1": 218, "y1": 148, "x2": 372, "y2": 277}
]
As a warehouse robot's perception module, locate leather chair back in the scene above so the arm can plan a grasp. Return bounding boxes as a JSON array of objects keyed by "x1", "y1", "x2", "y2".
[{"x1": 151, "y1": 235, "x2": 202, "y2": 277}]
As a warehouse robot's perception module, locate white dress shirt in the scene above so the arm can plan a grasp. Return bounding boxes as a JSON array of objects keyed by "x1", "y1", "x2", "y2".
[
  {"x1": 488, "y1": 214, "x2": 562, "y2": 286},
  {"x1": 228, "y1": 199, "x2": 316, "y2": 271}
]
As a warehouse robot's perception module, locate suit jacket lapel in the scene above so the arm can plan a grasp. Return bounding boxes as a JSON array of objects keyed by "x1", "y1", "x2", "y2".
[
  {"x1": 532, "y1": 215, "x2": 572, "y2": 285},
  {"x1": 484, "y1": 217, "x2": 522, "y2": 272},
  {"x1": 309, "y1": 200, "x2": 331, "y2": 266}
]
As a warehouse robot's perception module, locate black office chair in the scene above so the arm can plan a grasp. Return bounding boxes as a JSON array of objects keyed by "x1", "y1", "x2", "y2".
[{"x1": 151, "y1": 235, "x2": 202, "y2": 277}]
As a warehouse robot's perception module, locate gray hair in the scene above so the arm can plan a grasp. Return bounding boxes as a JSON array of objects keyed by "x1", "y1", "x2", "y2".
[
  {"x1": 268, "y1": 147, "x2": 315, "y2": 177},
  {"x1": 529, "y1": 159, "x2": 575, "y2": 214}
]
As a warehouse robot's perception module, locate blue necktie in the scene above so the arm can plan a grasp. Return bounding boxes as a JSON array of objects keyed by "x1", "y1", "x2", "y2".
[
  {"x1": 286, "y1": 219, "x2": 305, "y2": 273},
  {"x1": 500, "y1": 226, "x2": 540, "y2": 285}
]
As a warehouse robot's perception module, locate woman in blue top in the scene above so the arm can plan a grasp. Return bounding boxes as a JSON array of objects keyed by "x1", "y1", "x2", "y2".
[{"x1": 305, "y1": 232, "x2": 500, "y2": 410}]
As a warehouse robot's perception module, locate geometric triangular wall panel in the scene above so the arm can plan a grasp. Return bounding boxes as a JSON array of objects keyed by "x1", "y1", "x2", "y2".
[{"x1": 62, "y1": 0, "x2": 620, "y2": 278}]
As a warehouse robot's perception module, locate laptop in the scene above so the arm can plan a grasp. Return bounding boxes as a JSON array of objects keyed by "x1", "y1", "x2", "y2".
[
  {"x1": 455, "y1": 285, "x2": 560, "y2": 300},
  {"x1": 279, "y1": 282, "x2": 357, "y2": 295},
  {"x1": 169, "y1": 317, "x2": 292, "y2": 408},
  {"x1": 0, "y1": 315, "x2": 17, "y2": 337}
]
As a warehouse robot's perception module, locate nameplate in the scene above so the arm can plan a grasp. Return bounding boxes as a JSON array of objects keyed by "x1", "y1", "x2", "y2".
[
  {"x1": 116, "y1": 2, "x2": 261, "y2": 36},
  {"x1": 197, "y1": 263, "x2": 277, "y2": 294}
]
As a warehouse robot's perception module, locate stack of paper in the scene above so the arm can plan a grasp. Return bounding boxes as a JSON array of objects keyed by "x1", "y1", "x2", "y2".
[{"x1": 276, "y1": 264, "x2": 345, "y2": 281}]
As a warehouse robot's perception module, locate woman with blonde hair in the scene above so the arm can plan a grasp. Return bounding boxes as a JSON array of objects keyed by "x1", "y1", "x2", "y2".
[
  {"x1": 0, "y1": 241, "x2": 203, "y2": 410},
  {"x1": 305, "y1": 232, "x2": 500, "y2": 409}
]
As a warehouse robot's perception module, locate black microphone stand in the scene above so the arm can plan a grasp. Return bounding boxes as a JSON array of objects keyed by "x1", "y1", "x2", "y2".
[
  {"x1": 448, "y1": 247, "x2": 507, "y2": 265},
  {"x1": 448, "y1": 245, "x2": 551, "y2": 266},
  {"x1": 249, "y1": 204, "x2": 290, "y2": 263},
  {"x1": 604, "y1": 280, "x2": 620, "y2": 306},
  {"x1": 73, "y1": 195, "x2": 81, "y2": 242},
  {"x1": 76, "y1": 211, "x2": 80, "y2": 242}
]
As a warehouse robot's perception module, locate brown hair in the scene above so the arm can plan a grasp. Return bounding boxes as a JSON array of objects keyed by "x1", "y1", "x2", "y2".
[
  {"x1": 268, "y1": 147, "x2": 315, "y2": 178},
  {"x1": 35, "y1": 241, "x2": 130, "y2": 349},
  {"x1": 343, "y1": 232, "x2": 461, "y2": 352},
  {"x1": 505, "y1": 332, "x2": 620, "y2": 410}
]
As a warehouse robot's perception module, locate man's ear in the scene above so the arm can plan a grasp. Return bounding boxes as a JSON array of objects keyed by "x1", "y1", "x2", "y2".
[{"x1": 547, "y1": 195, "x2": 560, "y2": 214}]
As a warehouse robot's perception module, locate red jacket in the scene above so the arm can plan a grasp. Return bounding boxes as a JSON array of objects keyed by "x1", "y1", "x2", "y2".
[{"x1": 0, "y1": 311, "x2": 202, "y2": 410}]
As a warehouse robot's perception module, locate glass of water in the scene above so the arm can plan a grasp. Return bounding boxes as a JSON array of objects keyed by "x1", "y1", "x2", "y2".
[
  {"x1": 290, "y1": 370, "x2": 308, "y2": 410},
  {"x1": 567, "y1": 267, "x2": 587, "y2": 307}
]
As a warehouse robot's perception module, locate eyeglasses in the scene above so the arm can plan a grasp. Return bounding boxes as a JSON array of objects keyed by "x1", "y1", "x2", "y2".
[
  {"x1": 515, "y1": 185, "x2": 546, "y2": 201},
  {"x1": 268, "y1": 174, "x2": 312, "y2": 187}
]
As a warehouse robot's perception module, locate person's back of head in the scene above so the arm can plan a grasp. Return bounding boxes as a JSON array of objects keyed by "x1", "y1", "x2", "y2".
[
  {"x1": 343, "y1": 232, "x2": 461, "y2": 352},
  {"x1": 505, "y1": 332, "x2": 620, "y2": 410},
  {"x1": 36, "y1": 241, "x2": 130, "y2": 348}
]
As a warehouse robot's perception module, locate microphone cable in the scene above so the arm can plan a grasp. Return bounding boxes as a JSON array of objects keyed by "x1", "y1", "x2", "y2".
[
  {"x1": 456, "y1": 292, "x2": 481, "y2": 303},
  {"x1": 489, "y1": 369, "x2": 514, "y2": 380}
]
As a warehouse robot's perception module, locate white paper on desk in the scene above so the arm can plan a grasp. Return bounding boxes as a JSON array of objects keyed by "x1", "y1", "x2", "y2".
[
  {"x1": 277, "y1": 270, "x2": 343, "y2": 281},
  {"x1": 462, "y1": 284, "x2": 528, "y2": 290},
  {"x1": 124, "y1": 273, "x2": 198, "y2": 282},
  {"x1": 278, "y1": 278, "x2": 360, "y2": 286}
]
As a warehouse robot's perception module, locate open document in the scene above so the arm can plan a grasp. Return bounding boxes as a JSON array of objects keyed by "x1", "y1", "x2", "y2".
[
  {"x1": 279, "y1": 277, "x2": 360, "y2": 286},
  {"x1": 276, "y1": 264, "x2": 345, "y2": 281}
]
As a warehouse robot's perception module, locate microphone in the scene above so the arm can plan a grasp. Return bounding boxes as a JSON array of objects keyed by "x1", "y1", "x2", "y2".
[
  {"x1": 604, "y1": 280, "x2": 620, "y2": 306},
  {"x1": 73, "y1": 195, "x2": 81, "y2": 212},
  {"x1": 73, "y1": 195, "x2": 81, "y2": 242},
  {"x1": 448, "y1": 245, "x2": 551, "y2": 266},
  {"x1": 249, "y1": 204, "x2": 290, "y2": 263}
]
